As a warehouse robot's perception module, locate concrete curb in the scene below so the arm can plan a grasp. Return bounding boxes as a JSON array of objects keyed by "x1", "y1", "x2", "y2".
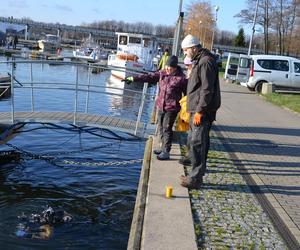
[{"x1": 127, "y1": 136, "x2": 153, "y2": 250}]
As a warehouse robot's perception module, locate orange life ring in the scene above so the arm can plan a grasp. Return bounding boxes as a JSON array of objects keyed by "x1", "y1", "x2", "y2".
[{"x1": 117, "y1": 53, "x2": 139, "y2": 61}]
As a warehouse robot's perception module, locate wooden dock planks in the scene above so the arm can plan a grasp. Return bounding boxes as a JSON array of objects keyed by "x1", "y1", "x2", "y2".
[{"x1": 0, "y1": 111, "x2": 153, "y2": 137}]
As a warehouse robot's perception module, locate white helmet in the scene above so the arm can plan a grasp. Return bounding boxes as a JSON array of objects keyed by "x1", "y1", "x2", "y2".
[{"x1": 181, "y1": 35, "x2": 200, "y2": 49}]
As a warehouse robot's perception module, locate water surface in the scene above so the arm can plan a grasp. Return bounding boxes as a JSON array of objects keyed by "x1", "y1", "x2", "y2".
[{"x1": 0, "y1": 55, "x2": 155, "y2": 249}]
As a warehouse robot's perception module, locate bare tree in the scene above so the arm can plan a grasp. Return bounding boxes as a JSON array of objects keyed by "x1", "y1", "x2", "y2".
[
  {"x1": 217, "y1": 30, "x2": 236, "y2": 46},
  {"x1": 236, "y1": 0, "x2": 299, "y2": 55},
  {"x1": 82, "y1": 20, "x2": 173, "y2": 37},
  {"x1": 184, "y1": 1, "x2": 214, "y2": 49}
]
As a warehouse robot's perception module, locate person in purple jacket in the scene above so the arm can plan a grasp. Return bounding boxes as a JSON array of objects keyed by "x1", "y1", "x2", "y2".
[{"x1": 123, "y1": 55, "x2": 187, "y2": 160}]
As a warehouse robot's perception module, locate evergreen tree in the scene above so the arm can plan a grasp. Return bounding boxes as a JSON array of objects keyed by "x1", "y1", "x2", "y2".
[{"x1": 234, "y1": 28, "x2": 246, "y2": 47}]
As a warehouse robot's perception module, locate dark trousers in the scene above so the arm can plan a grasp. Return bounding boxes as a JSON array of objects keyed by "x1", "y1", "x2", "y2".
[
  {"x1": 188, "y1": 113, "x2": 212, "y2": 181},
  {"x1": 157, "y1": 110, "x2": 178, "y2": 153}
]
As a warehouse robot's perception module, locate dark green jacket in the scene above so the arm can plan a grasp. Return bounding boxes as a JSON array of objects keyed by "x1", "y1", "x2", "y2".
[{"x1": 187, "y1": 48, "x2": 221, "y2": 121}]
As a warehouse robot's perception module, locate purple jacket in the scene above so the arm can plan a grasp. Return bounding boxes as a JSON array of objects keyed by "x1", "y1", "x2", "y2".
[{"x1": 134, "y1": 67, "x2": 187, "y2": 112}]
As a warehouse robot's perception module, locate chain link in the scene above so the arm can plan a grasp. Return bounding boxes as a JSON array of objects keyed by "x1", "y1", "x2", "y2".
[
  {"x1": 5, "y1": 142, "x2": 57, "y2": 165},
  {"x1": 60, "y1": 159, "x2": 143, "y2": 167},
  {"x1": 5, "y1": 142, "x2": 143, "y2": 167}
]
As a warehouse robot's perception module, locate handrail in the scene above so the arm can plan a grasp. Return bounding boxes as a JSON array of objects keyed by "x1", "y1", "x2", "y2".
[
  {"x1": 134, "y1": 82, "x2": 148, "y2": 135},
  {"x1": 30, "y1": 63, "x2": 34, "y2": 111},
  {"x1": 10, "y1": 64, "x2": 15, "y2": 123},
  {"x1": 1, "y1": 60, "x2": 156, "y2": 137},
  {"x1": 0, "y1": 59, "x2": 155, "y2": 75},
  {"x1": 12, "y1": 82, "x2": 154, "y2": 98}
]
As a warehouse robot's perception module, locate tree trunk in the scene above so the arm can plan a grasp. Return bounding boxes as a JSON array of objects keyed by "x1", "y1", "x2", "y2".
[
  {"x1": 279, "y1": 0, "x2": 283, "y2": 55},
  {"x1": 264, "y1": 0, "x2": 269, "y2": 54}
]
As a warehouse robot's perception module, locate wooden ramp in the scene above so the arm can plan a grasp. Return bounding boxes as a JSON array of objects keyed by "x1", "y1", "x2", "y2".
[{"x1": 0, "y1": 112, "x2": 156, "y2": 137}]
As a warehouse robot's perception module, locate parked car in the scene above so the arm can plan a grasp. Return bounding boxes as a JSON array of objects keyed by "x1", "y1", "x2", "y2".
[{"x1": 236, "y1": 54, "x2": 300, "y2": 92}]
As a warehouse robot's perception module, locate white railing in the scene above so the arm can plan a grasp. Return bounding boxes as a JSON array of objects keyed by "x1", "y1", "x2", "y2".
[{"x1": 2, "y1": 60, "x2": 155, "y2": 136}]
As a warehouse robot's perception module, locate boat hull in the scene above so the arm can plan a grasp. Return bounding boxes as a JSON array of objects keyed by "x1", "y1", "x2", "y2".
[
  {"x1": 108, "y1": 55, "x2": 146, "y2": 80},
  {"x1": 72, "y1": 50, "x2": 99, "y2": 62}
]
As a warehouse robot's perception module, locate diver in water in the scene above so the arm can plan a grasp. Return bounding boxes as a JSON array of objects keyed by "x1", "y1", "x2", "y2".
[{"x1": 16, "y1": 206, "x2": 72, "y2": 239}]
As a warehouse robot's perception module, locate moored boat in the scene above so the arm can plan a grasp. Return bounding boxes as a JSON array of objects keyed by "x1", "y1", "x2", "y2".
[
  {"x1": 73, "y1": 47, "x2": 101, "y2": 62},
  {"x1": 0, "y1": 73, "x2": 10, "y2": 98},
  {"x1": 38, "y1": 34, "x2": 61, "y2": 52},
  {"x1": 107, "y1": 32, "x2": 158, "y2": 79},
  {"x1": 72, "y1": 37, "x2": 107, "y2": 62}
]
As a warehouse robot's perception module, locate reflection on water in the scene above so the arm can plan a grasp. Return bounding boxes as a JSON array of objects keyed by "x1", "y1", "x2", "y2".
[
  {"x1": 0, "y1": 55, "x2": 155, "y2": 249},
  {"x1": 106, "y1": 76, "x2": 147, "y2": 117},
  {"x1": 0, "y1": 55, "x2": 156, "y2": 123}
]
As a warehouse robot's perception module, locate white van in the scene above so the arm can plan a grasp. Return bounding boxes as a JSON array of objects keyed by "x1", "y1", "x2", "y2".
[
  {"x1": 236, "y1": 55, "x2": 300, "y2": 92},
  {"x1": 224, "y1": 53, "x2": 240, "y2": 81}
]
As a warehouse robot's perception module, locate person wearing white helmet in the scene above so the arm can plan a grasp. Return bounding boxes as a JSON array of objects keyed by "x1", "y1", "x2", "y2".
[{"x1": 179, "y1": 34, "x2": 221, "y2": 189}]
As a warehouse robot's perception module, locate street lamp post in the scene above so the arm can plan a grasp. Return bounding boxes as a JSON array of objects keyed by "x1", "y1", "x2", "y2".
[
  {"x1": 198, "y1": 21, "x2": 202, "y2": 42},
  {"x1": 248, "y1": 0, "x2": 259, "y2": 56},
  {"x1": 210, "y1": 5, "x2": 219, "y2": 51},
  {"x1": 199, "y1": 20, "x2": 207, "y2": 48}
]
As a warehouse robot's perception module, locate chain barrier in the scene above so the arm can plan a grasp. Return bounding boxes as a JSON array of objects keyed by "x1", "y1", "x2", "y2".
[
  {"x1": 5, "y1": 142, "x2": 143, "y2": 167},
  {"x1": 5, "y1": 142, "x2": 58, "y2": 166},
  {"x1": 60, "y1": 159, "x2": 143, "y2": 167}
]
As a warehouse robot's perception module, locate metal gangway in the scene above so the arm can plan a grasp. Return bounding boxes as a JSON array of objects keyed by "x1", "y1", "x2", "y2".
[{"x1": 0, "y1": 60, "x2": 157, "y2": 138}]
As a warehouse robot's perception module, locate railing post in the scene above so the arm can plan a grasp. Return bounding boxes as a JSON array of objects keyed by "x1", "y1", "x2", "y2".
[
  {"x1": 10, "y1": 64, "x2": 15, "y2": 124},
  {"x1": 30, "y1": 63, "x2": 35, "y2": 111},
  {"x1": 85, "y1": 65, "x2": 91, "y2": 113},
  {"x1": 134, "y1": 82, "x2": 148, "y2": 135},
  {"x1": 73, "y1": 66, "x2": 79, "y2": 125}
]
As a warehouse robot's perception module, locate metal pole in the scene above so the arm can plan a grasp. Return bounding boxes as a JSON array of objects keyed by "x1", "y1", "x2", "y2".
[
  {"x1": 30, "y1": 63, "x2": 35, "y2": 111},
  {"x1": 172, "y1": 25, "x2": 178, "y2": 55},
  {"x1": 25, "y1": 25, "x2": 28, "y2": 40},
  {"x1": 172, "y1": 0, "x2": 183, "y2": 56},
  {"x1": 248, "y1": 0, "x2": 259, "y2": 56},
  {"x1": 10, "y1": 64, "x2": 15, "y2": 124},
  {"x1": 210, "y1": 27, "x2": 216, "y2": 51},
  {"x1": 211, "y1": 6, "x2": 219, "y2": 51},
  {"x1": 85, "y1": 65, "x2": 91, "y2": 113},
  {"x1": 175, "y1": 13, "x2": 184, "y2": 56},
  {"x1": 134, "y1": 82, "x2": 148, "y2": 135},
  {"x1": 73, "y1": 66, "x2": 79, "y2": 125}
]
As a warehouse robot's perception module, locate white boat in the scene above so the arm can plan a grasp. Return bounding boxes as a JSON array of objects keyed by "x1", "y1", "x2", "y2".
[
  {"x1": 38, "y1": 34, "x2": 61, "y2": 52},
  {"x1": 72, "y1": 36, "x2": 110, "y2": 62},
  {"x1": 73, "y1": 38, "x2": 103, "y2": 62},
  {"x1": 0, "y1": 73, "x2": 11, "y2": 98},
  {"x1": 107, "y1": 32, "x2": 158, "y2": 79},
  {"x1": 73, "y1": 47, "x2": 101, "y2": 62}
]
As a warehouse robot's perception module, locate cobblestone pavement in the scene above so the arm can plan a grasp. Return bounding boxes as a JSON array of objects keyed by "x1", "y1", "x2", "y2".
[{"x1": 184, "y1": 132, "x2": 287, "y2": 249}]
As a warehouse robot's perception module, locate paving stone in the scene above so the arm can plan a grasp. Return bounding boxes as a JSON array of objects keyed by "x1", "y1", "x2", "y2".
[{"x1": 186, "y1": 131, "x2": 287, "y2": 249}]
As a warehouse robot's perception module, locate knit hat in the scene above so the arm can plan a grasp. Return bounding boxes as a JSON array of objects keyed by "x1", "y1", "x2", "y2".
[
  {"x1": 165, "y1": 55, "x2": 178, "y2": 68},
  {"x1": 181, "y1": 34, "x2": 201, "y2": 49}
]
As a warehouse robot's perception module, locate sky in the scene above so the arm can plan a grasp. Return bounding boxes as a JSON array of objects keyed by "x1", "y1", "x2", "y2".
[{"x1": 0, "y1": 0, "x2": 251, "y2": 35}]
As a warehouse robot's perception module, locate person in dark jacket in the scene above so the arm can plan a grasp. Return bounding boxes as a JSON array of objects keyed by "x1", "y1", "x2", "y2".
[
  {"x1": 123, "y1": 55, "x2": 187, "y2": 160},
  {"x1": 180, "y1": 34, "x2": 221, "y2": 189},
  {"x1": 13, "y1": 35, "x2": 18, "y2": 49}
]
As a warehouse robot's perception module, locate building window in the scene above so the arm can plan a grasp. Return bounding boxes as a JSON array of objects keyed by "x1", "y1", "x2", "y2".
[
  {"x1": 119, "y1": 36, "x2": 127, "y2": 45},
  {"x1": 128, "y1": 37, "x2": 141, "y2": 44}
]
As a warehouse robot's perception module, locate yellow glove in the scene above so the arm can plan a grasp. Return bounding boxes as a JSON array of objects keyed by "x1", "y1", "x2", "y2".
[
  {"x1": 121, "y1": 76, "x2": 134, "y2": 84},
  {"x1": 193, "y1": 112, "x2": 203, "y2": 126},
  {"x1": 127, "y1": 76, "x2": 134, "y2": 82}
]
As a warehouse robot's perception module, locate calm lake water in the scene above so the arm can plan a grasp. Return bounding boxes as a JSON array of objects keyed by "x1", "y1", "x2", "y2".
[{"x1": 0, "y1": 54, "x2": 155, "y2": 249}]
